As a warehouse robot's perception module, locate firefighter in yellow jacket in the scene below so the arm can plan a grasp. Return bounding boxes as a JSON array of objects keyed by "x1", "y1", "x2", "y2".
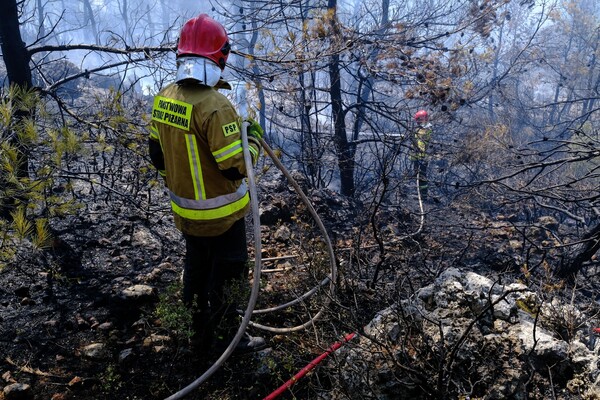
[
  {"x1": 410, "y1": 110, "x2": 433, "y2": 199},
  {"x1": 148, "y1": 14, "x2": 266, "y2": 353}
]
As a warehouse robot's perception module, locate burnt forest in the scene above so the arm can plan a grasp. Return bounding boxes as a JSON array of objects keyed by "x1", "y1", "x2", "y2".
[{"x1": 1, "y1": 0, "x2": 600, "y2": 399}]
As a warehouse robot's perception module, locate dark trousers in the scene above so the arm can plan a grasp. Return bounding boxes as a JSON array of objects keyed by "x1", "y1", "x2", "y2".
[{"x1": 182, "y1": 218, "x2": 249, "y2": 344}]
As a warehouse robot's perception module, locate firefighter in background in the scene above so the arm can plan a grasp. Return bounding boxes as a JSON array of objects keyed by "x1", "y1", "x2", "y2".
[
  {"x1": 410, "y1": 110, "x2": 433, "y2": 199},
  {"x1": 148, "y1": 14, "x2": 266, "y2": 354}
]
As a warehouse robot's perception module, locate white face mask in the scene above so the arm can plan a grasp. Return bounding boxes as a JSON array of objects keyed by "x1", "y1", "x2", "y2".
[{"x1": 175, "y1": 57, "x2": 222, "y2": 87}]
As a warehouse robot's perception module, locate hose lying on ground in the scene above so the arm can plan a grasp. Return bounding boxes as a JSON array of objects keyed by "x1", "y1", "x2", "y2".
[
  {"x1": 163, "y1": 121, "x2": 262, "y2": 400},
  {"x1": 164, "y1": 124, "x2": 338, "y2": 399},
  {"x1": 247, "y1": 138, "x2": 337, "y2": 334}
]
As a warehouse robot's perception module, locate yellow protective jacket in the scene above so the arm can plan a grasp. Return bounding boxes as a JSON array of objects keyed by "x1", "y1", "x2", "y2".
[
  {"x1": 410, "y1": 123, "x2": 432, "y2": 161},
  {"x1": 149, "y1": 81, "x2": 260, "y2": 237}
]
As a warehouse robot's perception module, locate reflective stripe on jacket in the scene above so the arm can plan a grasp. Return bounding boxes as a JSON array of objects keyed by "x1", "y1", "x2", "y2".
[{"x1": 149, "y1": 81, "x2": 260, "y2": 236}]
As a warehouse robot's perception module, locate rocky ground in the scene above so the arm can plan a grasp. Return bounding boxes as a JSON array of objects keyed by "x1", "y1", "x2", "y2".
[{"x1": 2, "y1": 168, "x2": 600, "y2": 399}]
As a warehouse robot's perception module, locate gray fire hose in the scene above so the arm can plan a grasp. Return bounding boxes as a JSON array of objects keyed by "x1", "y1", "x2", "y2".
[
  {"x1": 164, "y1": 91, "x2": 338, "y2": 399},
  {"x1": 248, "y1": 139, "x2": 337, "y2": 333},
  {"x1": 163, "y1": 121, "x2": 262, "y2": 400}
]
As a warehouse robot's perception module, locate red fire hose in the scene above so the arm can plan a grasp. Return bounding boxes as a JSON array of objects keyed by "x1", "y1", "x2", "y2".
[{"x1": 263, "y1": 332, "x2": 358, "y2": 400}]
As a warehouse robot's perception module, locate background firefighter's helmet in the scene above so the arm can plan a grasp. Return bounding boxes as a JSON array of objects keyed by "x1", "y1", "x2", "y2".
[
  {"x1": 414, "y1": 110, "x2": 429, "y2": 123},
  {"x1": 177, "y1": 14, "x2": 231, "y2": 70}
]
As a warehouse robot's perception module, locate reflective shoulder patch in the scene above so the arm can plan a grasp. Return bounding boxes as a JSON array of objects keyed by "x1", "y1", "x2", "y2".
[
  {"x1": 222, "y1": 121, "x2": 240, "y2": 137},
  {"x1": 152, "y1": 96, "x2": 193, "y2": 131}
]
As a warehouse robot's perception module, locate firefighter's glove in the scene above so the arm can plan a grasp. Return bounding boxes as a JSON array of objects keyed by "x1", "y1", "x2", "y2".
[
  {"x1": 245, "y1": 118, "x2": 263, "y2": 164},
  {"x1": 247, "y1": 118, "x2": 264, "y2": 141}
]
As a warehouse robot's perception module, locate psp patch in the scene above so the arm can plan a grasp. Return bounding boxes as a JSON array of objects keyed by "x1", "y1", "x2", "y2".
[{"x1": 222, "y1": 121, "x2": 240, "y2": 137}]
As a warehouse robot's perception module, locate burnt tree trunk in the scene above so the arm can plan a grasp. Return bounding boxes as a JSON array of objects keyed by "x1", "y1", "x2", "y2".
[
  {"x1": 328, "y1": 0, "x2": 355, "y2": 198},
  {"x1": 0, "y1": 0, "x2": 33, "y2": 219},
  {"x1": 557, "y1": 222, "x2": 600, "y2": 280},
  {"x1": 0, "y1": 0, "x2": 32, "y2": 88}
]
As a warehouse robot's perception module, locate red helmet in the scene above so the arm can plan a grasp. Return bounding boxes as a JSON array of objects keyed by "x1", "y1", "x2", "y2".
[
  {"x1": 177, "y1": 14, "x2": 231, "y2": 70},
  {"x1": 415, "y1": 110, "x2": 428, "y2": 122}
]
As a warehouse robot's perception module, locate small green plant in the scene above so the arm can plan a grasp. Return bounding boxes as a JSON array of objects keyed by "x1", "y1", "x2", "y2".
[
  {"x1": 154, "y1": 283, "x2": 195, "y2": 340},
  {"x1": 515, "y1": 297, "x2": 539, "y2": 317},
  {"x1": 100, "y1": 363, "x2": 123, "y2": 394}
]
